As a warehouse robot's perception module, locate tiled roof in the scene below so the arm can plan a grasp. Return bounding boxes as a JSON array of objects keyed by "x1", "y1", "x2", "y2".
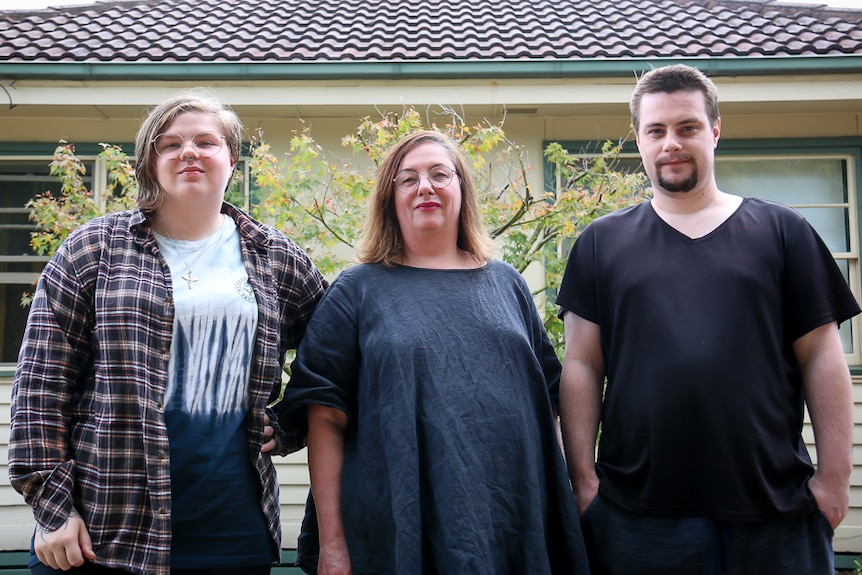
[{"x1": 0, "y1": 0, "x2": 861, "y2": 63}]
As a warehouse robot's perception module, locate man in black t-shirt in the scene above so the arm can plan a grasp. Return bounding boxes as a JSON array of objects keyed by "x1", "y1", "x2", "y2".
[{"x1": 557, "y1": 64, "x2": 861, "y2": 575}]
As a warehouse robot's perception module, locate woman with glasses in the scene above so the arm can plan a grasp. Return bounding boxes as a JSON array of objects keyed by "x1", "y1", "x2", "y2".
[
  {"x1": 8, "y1": 89, "x2": 327, "y2": 575},
  {"x1": 277, "y1": 130, "x2": 589, "y2": 575}
]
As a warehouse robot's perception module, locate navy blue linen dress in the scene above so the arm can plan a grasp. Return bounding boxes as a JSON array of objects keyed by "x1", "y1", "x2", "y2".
[{"x1": 283, "y1": 260, "x2": 589, "y2": 574}]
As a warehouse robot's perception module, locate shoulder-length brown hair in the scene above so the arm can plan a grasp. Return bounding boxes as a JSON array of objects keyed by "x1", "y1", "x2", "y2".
[
  {"x1": 134, "y1": 88, "x2": 243, "y2": 212},
  {"x1": 355, "y1": 130, "x2": 494, "y2": 265}
]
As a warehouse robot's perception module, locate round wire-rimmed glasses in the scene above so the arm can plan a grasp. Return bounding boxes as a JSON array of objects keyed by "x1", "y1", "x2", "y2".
[
  {"x1": 152, "y1": 131, "x2": 226, "y2": 159},
  {"x1": 393, "y1": 165, "x2": 457, "y2": 194}
]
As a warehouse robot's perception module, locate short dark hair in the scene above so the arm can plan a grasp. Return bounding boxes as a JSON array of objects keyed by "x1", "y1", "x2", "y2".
[{"x1": 630, "y1": 64, "x2": 720, "y2": 132}]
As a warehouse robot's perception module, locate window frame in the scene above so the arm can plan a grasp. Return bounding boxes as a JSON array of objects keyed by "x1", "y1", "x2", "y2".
[
  {"x1": 544, "y1": 136, "x2": 862, "y2": 366},
  {"x1": 0, "y1": 142, "x2": 253, "y2": 371}
]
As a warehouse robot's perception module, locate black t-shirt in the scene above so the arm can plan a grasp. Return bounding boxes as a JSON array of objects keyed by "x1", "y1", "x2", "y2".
[{"x1": 557, "y1": 198, "x2": 860, "y2": 521}]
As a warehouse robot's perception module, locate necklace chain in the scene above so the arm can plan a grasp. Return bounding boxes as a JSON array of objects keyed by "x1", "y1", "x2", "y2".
[{"x1": 158, "y1": 217, "x2": 221, "y2": 290}]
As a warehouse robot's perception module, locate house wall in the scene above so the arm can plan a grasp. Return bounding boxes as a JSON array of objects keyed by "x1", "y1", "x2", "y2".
[
  {"x1": 0, "y1": 75, "x2": 861, "y2": 552},
  {"x1": 0, "y1": 374, "x2": 315, "y2": 551},
  {"x1": 2, "y1": 376, "x2": 862, "y2": 552},
  {"x1": 822, "y1": 381, "x2": 862, "y2": 553}
]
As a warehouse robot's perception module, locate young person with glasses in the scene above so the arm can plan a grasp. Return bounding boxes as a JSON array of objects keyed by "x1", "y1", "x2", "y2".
[
  {"x1": 275, "y1": 130, "x2": 590, "y2": 575},
  {"x1": 9, "y1": 89, "x2": 327, "y2": 575}
]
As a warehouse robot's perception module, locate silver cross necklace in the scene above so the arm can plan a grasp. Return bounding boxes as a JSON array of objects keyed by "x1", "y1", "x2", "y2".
[{"x1": 159, "y1": 216, "x2": 222, "y2": 290}]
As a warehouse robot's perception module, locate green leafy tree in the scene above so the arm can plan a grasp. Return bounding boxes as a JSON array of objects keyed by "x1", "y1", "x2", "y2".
[
  {"x1": 21, "y1": 142, "x2": 138, "y2": 307},
  {"x1": 247, "y1": 107, "x2": 648, "y2": 350},
  {"x1": 27, "y1": 142, "x2": 138, "y2": 259},
  {"x1": 24, "y1": 108, "x2": 648, "y2": 354},
  {"x1": 529, "y1": 138, "x2": 647, "y2": 346}
]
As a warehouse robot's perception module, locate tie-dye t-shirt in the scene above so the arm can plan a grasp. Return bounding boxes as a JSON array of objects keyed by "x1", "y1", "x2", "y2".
[{"x1": 156, "y1": 216, "x2": 275, "y2": 568}]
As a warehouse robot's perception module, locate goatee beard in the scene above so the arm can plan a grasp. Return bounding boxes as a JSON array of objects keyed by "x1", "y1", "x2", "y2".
[{"x1": 658, "y1": 168, "x2": 698, "y2": 193}]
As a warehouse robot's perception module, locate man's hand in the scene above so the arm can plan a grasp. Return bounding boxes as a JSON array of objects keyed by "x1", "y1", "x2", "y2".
[
  {"x1": 795, "y1": 322, "x2": 853, "y2": 531},
  {"x1": 808, "y1": 471, "x2": 849, "y2": 529},
  {"x1": 574, "y1": 475, "x2": 600, "y2": 516},
  {"x1": 34, "y1": 510, "x2": 95, "y2": 570}
]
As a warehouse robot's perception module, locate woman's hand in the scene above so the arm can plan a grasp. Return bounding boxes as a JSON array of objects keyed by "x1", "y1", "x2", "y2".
[
  {"x1": 308, "y1": 405, "x2": 351, "y2": 575},
  {"x1": 318, "y1": 539, "x2": 352, "y2": 575}
]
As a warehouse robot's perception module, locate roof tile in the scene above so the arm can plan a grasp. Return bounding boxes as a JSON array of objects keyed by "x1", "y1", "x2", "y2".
[{"x1": 0, "y1": 0, "x2": 860, "y2": 63}]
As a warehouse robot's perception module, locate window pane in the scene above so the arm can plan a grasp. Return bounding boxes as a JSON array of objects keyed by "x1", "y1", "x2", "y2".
[
  {"x1": 715, "y1": 157, "x2": 848, "y2": 205},
  {"x1": 0, "y1": 283, "x2": 33, "y2": 362},
  {"x1": 794, "y1": 207, "x2": 851, "y2": 253},
  {"x1": 715, "y1": 158, "x2": 851, "y2": 248},
  {"x1": 0, "y1": 160, "x2": 95, "y2": 256},
  {"x1": 833, "y1": 259, "x2": 855, "y2": 354}
]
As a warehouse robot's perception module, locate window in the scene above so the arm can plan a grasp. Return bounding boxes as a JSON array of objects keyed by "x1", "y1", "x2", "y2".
[
  {"x1": 0, "y1": 148, "x2": 254, "y2": 367},
  {"x1": 714, "y1": 154, "x2": 859, "y2": 362},
  {"x1": 547, "y1": 139, "x2": 862, "y2": 364},
  {"x1": 0, "y1": 156, "x2": 95, "y2": 364}
]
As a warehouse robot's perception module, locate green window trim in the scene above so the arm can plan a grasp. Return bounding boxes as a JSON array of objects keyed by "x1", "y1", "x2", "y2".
[{"x1": 544, "y1": 136, "x2": 862, "y2": 365}]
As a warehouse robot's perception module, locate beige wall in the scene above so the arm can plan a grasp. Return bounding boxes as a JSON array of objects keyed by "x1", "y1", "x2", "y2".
[
  {"x1": 825, "y1": 380, "x2": 862, "y2": 553},
  {"x1": 2, "y1": 376, "x2": 862, "y2": 552},
  {"x1": 0, "y1": 376, "x2": 314, "y2": 550}
]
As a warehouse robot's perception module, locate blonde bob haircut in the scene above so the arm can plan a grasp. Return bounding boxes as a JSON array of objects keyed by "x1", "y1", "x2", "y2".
[
  {"x1": 134, "y1": 88, "x2": 243, "y2": 212},
  {"x1": 355, "y1": 130, "x2": 494, "y2": 266}
]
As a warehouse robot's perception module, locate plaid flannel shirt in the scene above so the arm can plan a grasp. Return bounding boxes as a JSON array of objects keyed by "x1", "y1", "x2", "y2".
[{"x1": 8, "y1": 203, "x2": 327, "y2": 575}]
